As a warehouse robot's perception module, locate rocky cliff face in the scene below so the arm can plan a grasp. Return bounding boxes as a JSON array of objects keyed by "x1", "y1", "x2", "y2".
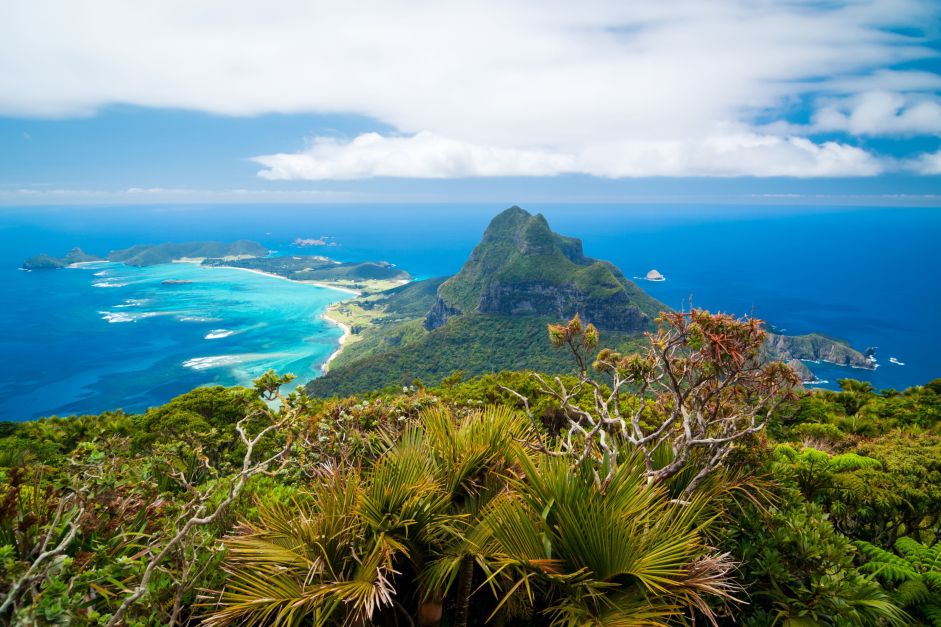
[
  {"x1": 764, "y1": 333, "x2": 875, "y2": 370},
  {"x1": 475, "y1": 280, "x2": 649, "y2": 331},
  {"x1": 424, "y1": 296, "x2": 463, "y2": 331},
  {"x1": 786, "y1": 359, "x2": 820, "y2": 384}
]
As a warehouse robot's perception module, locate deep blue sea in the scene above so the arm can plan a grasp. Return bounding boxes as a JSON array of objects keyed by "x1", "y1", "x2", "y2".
[{"x1": 1, "y1": 203, "x2": 938, "y2": 421}]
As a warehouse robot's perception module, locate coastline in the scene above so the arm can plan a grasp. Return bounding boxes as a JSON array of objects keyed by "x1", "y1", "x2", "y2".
[
  {"x1": 321, "y1": 310, "x2": 352, "y2": 373},
  {"x1": 207, "y1": 264, "x2": 361, "y2": 374},
  {"x1": 185, "y1": 260, "x2": 361, "y2": 375},
  {"x1": 196, "y1": 263, "x2": 363, "y2": 296}
]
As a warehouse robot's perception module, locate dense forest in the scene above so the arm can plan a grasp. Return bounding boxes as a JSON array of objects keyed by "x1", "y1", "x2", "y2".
[{"x1": 1, "y1": 310, "x2": 939, "y2": 625}]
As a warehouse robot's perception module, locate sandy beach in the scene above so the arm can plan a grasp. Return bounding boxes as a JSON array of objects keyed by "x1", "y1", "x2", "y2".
[
  {"x1": 172, "y1": 260, "x2": 362, "y2": 373},
  {"x1": 200, "y1": 263, "x2": 363, "y2": 296},
  {"x1": 321, "y1": 310, "x2": 352, "y2": 373}
]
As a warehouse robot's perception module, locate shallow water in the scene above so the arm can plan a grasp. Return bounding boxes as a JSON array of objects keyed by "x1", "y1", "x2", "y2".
[{"x1": 0, "y1": 258, "x2": 344, "y2": 420}]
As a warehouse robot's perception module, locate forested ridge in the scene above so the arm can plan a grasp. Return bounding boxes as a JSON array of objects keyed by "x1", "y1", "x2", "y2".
[{"x1": 0, "y1": 310, "x2": 939, "y2": 625}]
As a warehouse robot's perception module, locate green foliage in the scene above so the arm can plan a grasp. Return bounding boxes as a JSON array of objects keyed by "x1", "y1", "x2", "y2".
[
  {"x1": 856, "y1": 537, "x2": 941, "y2": 625},
  {"x1": 727, "y1": 494, "x2": 908, "y2": 626},
  {"x1": 309, "y1": 313, "x2": 647, "y2": 397},
  {"x1": 1, "y1": 354, "x2": 936, "y2": 625},
  {"x1": 206, "y1": 405, "x2": 535, "y2": 625},
  {"x1": 469, "y1": 454, "x2": 736, "y2": 626},
  {"x1": 791, "y1": 421, "x2": 846, "y2": 444}
]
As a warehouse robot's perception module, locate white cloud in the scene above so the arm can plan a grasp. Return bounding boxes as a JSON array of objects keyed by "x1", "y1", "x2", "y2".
[
  {"x1": 910, "y1": 149, "x2": 941, "y2": 175},
  {"x1": 254, "y1": 132, "x2": 575, "y2": 180},
  {"x1": 255, "y1": 131, "x2": 884, "y2": 179},
  {"x1": 811, "y1": 92, "x2": 941, "y2": 136},
  {"x1": 1, "y1": 0, "x2": 939, "y2": 178},
  {"x1": 575, "y1": 134, "x2": 885, "y2": 178}
]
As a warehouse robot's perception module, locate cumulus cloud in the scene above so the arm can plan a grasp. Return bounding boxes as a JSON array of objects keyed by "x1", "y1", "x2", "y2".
[
  {"x1": 255, "y1": 131, "x2": 884, "y2": 179},
  {"x1": 810, "y1": 92, "x2": 941, "y2": 136},
  {"x1": 2, "y1": 0, "x2": 939, "y2": 178},
  {"x1": 910, "y1": 149, "x2": 941, "y2": 175},
  {"x1": 254, "y1": 132, "x2": 576, "y2": 180}
]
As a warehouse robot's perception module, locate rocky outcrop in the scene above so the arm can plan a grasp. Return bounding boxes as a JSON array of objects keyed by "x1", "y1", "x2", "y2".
[
  {"x1": 424, "y1": 296, "x2": 463, "y2": 331},
  {"x1": 786, "y1": 359, "x2": 819, "y2": 384},
  {"x1": 764, "y1": 333, "x2": 875, "y2": 370}
]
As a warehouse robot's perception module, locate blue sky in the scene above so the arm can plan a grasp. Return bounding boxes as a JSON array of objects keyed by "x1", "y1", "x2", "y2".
[{"x1": 1, "y1": 1, "x2": 939, "y2": 205}]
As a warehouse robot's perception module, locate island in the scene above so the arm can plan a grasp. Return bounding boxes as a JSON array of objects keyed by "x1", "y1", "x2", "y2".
[
  {"x1": 307, "y1": 207, "x2": 876, "y2": 398},
  {"x1": 21, "y1": 241, "x2": 265, "y2": 270},
  {"x1": 108, "y1": 240, "x2": 268, "y2": 266},
  {"x1": 21, "y1": 247, "x2": 102, "y2": 270},
  {"x1": 645, "y1": 269, "x2": 665, "y2": 281}
]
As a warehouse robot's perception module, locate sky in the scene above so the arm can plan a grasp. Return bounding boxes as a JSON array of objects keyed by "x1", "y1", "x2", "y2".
[{"x1": 1, "y1": 0, "x2": 940, "y2": 205}]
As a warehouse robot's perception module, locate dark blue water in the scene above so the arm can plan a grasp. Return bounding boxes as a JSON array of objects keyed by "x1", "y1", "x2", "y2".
[{"x1": 1, "y1": 203, "x2": 937, "y2": 420}]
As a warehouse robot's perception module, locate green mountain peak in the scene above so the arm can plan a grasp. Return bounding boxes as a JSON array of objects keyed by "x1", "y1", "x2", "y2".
[{"x1": 430, "y1": 206, "x2": 663, "y2": 331}]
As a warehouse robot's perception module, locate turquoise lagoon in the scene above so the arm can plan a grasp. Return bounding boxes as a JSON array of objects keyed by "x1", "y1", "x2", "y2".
[{"x1": 1, "y1": 259, "x2": 346, "y2": 420}]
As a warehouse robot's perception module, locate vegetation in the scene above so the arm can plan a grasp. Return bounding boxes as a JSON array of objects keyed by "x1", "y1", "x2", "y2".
[
  {"x1": 21, "y1": 248, "x2": 102, "y2": 270},
  {"x1": 309, "y1": 313, "x2": 648, "y2": 397},
  {"x1": 0, "y1": 306, "x2": 938, "y2": 624},
  {"x1": 10, "y1": 207, "x2": 920, "y2": 624},
  {"x1": 108, "y1": 240, "x2": 268, "y2": 266},
  {"x1": 203, "y1": 255, "x2": 411, "y2": 284}
]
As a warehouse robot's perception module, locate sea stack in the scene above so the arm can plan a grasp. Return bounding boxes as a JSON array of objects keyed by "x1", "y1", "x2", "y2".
[{"x1": 646, "y1": 269, "x2": 665, "y2": 281}]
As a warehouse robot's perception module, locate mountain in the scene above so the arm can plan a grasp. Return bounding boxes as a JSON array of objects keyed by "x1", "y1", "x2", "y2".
[
  {"x1": 308, "y1": 206, "x2": 876, "y2": 398},
  {"x1": 107, "y1": 240, "x2": 267, "y2": 266},
  {"x1": 307, "y1": 207, "x2": 663, "y2": 396},
  {"x1": 426, "y1": 206, "x2": 663, "y2": 331}
]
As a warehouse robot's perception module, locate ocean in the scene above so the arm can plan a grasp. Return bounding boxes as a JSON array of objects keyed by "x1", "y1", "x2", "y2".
[{"x1": 0, "y1": 203, "x2": 938, "y2": 421}]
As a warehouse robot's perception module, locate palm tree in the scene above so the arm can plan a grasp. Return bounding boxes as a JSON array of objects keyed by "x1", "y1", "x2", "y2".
[
  {"x1": 203, "y1": 405, "x2": 533, "y2": 626},
  {"x1": 467, "y1": 454, "x2": 738, "y2": 626},
  {"x1": 204, "y1": 407, "x2": 740, "y2": 626}
]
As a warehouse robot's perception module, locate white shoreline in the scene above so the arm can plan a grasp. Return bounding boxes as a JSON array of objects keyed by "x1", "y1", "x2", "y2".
[
  {"x1": 174, "y1": 259, "x2": 362, "y2": 375},
  {"x1": 321, "y1": 311, "x2": 352, "y2": 373},
  {"x1": 198, "y1": 263, "x2": 362, "y2": 296},
  {"x1": 204, "y1": 264, "x2": 361, "y2": 373}
]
